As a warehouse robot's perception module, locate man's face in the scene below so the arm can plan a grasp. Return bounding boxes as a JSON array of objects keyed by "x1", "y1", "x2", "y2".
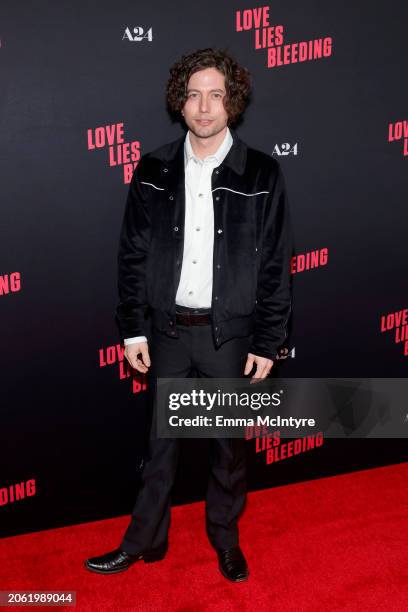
[{"x1": 182, "y1": 67, "x2": 229, "y2": 139}]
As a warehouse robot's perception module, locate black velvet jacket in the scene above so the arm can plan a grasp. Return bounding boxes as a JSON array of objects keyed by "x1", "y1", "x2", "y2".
[{"x1": 115, "y1": 127, "x2": 294, "y2": 361}]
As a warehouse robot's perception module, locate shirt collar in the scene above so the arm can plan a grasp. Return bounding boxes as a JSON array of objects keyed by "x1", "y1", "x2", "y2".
[{"x1": 184, "y1": 126, "x2": 233, "y2": 167}]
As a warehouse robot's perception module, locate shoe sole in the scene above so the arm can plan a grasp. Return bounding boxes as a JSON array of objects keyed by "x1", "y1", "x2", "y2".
[
  {"x1": 84, "y1": 560, "x2": 133, "y2": 574},
  {"x1": 84, "y1": 552, "x2": 167, "y2": 574}
]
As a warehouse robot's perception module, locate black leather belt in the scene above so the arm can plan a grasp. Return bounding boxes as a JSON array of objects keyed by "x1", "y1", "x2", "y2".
[{"x1": 175, "y1": 305, "x2": 212, "y2": 326}]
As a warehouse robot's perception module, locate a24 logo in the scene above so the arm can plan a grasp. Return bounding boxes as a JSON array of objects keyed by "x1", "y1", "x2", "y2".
[
  {"x1": 123, "y1": 27, "x2": 153, "y2": 42},
  {"x1": 272, "y1": 143, "x2": 298, "y2": 156}
]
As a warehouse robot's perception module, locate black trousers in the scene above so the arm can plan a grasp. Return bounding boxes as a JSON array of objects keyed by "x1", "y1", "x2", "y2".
[{"x1": 120, "y1": 309, "x2": 252, "y2": 554}]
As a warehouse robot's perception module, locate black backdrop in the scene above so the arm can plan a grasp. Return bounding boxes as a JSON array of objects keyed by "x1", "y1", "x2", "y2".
[{"x1": 1, "y1": 1, "x2": 407, "y2": 538}]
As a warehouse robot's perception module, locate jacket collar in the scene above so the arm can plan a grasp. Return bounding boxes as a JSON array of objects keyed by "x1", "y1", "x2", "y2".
[{"x1": 149, "y1": 126, "x2": 247, "y2": 175}]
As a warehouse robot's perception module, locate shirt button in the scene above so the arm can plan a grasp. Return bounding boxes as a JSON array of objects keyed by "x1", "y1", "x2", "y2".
[
  {"x1": 163, "y1": 168, "x2": 168, "y2": 173},
  {"x1": 217, "y1": 229, "x2": 223, "y2": 234},
  {"x1": 215, "y1": 170, "x2": 219, "y2": 174},
  {"x1": 174, "y1": 226, "x2": 179, "y2": 231},
  {"x1": 192, "y1": 260, "x2": 197, "y2": 264},
  {"x1": 214, "y1": 296, "x2": 218, "y2": 300},
  {"x1": 188, "y1": 290, "x2": 193, "y2": 295},
  {"x1": 169, "y1": 321, "x2": 174, "y2": 326},
  {"x1": 170, "y1": 331, "x2": 175, "y2": 335},
  {"x1": 215, "y1": 196, "x2": 220, "y2": 201},
  {"x1": 198, "y1": 193, "x2": 204, "y2": 198},
  {"x1": 215, "y1": 326, "x2": 218, "y2": 331},
  {"x1": 216, "y1": 264, "x2": 221, "y2": 269},
  {"x1": 196, "y1": 227, "x2": 200, "y2": 231},
  {"x1": 169, "y1": 195, "x2": 174, "y2": 200}
]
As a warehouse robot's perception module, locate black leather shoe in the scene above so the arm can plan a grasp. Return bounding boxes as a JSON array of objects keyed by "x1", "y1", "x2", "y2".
[
  {"x1": 216, "y1": 546, "x2": 249, "y2": 582},
  {"x1": 84, "y1": 544, "x2": 167, "y2": 574}
]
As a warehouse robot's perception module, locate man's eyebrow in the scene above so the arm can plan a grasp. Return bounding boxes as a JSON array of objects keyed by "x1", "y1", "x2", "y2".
[{"x1": 186, "y1": 88, "x2": 225, "y2": 93}]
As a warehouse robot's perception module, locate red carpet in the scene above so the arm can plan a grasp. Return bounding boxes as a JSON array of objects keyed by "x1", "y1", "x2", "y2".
[{"x1": 2, "y1": 462, "x2": 408, "y2": 611}]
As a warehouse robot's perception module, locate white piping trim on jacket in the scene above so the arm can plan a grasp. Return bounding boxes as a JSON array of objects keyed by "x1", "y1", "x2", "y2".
[
  {"x1": 211, "y1": 187, "x2": 269, "y2": 197},
  {"x1": 140, "y1": 181, "x2": 165, "y2": 191}
]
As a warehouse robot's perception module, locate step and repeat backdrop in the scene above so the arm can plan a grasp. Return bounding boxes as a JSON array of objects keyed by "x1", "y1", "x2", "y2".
[{"x1": 1, "y1": 1, "x2": 407, "y2": 537}]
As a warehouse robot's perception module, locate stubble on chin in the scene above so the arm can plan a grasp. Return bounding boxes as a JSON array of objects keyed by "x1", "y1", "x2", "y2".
[{"x1": 188, "y1": 121, "x2": 227, "y2": 140}]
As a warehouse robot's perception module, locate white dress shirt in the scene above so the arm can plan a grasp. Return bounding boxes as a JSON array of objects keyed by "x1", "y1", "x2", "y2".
[{"x1": 124, "y1": 126, "x2": 233, "y2": 346}]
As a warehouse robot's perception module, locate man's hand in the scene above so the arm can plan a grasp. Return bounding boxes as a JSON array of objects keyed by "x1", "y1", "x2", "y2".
[
  {"x1": 244, "y1": 352, "x2": 274, "y2": 383},
  {"x1": 124, "y1": 342, "x2": 151, "y2": 373}
]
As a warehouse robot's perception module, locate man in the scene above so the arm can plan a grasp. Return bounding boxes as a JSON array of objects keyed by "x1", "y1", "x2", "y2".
[{"x1": 85, "y1": 48, "x2": 293, "y2": 582}]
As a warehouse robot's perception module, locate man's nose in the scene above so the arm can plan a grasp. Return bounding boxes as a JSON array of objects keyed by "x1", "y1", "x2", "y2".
[{"x1": 199, "y1": 95, "x2": 209, "y2": 112}]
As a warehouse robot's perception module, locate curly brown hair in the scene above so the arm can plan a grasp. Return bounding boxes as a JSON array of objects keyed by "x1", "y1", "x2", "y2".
[{"x1": 166, "y1": 48, "x2": 252, "y2": 126}]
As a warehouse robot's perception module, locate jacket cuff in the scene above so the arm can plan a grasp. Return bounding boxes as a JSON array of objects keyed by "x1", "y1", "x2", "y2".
[{"x1": 248, "y1": 341, "x2": 279, "y2": 361}]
